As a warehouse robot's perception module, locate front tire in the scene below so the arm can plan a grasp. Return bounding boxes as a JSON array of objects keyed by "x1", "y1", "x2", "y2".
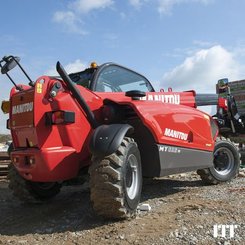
[
  {"x1": 89, "y1": 137, "x2": 142, "y2": 219},
  {"x1": 197, "y1": 137, "x2": 240, "y2": 184}
]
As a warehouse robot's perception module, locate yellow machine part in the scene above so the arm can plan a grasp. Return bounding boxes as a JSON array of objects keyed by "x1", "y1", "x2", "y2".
[{"x1": 1, "y1": 100, "x2": 10, "y2": 114}]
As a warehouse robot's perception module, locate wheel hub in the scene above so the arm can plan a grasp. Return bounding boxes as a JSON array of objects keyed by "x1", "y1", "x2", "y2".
[
  {"x1": 214, "y1": 152, "x2": 229, "y2": 170},
  {"x1": 126, "y1": 165, "x2": 133, "y2": 188},
  {"x1": 125, "y1": 154, "x2": 139, "y2": 200},
  {"x1": 213, "y1": 147, "x2": 234, "y2": 175}
]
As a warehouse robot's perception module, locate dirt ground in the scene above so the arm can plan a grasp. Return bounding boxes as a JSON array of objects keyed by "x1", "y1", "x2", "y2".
[{"x1": 0, "y1": 170, "x2": 244, "y2": 245}]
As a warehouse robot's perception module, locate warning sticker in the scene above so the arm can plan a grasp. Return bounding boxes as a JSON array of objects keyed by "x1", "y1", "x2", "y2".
[{"x1": 36, "y1": 83, "x2": 43, "y2": 93}]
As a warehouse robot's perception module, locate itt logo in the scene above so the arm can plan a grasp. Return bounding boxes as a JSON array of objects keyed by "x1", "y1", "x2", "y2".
[{"x1": 213, "y1": 224, "x2": 239, "y2": 239}]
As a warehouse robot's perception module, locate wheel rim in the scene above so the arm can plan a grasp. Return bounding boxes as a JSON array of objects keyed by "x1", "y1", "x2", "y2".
[
  {"x1": 125, "y1": 154, "x2": 139, "y2": 200},
  {"x1": 213, "y1": 147, "x2": 234, "y2": 176}
]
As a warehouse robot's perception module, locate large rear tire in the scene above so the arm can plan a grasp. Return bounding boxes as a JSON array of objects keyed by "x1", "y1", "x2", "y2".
[
  {"x1": 8, "y1": 164, "x2": 61, "y2": 202},
  {"x1": 89, "y1": 137, "x2": 142, "y2": 219},
  {"x1": 197, "y1": 137, "x2": 240, "y2": 185}
]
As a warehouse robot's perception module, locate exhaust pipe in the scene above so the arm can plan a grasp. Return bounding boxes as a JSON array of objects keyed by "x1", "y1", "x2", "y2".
[{"x1": 56, "y1": 61, "x2": 98, "y2": 129}]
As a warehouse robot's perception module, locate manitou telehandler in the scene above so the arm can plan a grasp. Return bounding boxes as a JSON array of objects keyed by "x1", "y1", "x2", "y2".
[{"x1": 0, "y1": 55, "x2": 241, "y2": 219}]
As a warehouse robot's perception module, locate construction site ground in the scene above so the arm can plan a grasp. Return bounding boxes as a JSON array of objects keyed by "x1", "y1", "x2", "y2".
[{"x1": 0, "y1": 170, "x2": 245, "y2": 245}]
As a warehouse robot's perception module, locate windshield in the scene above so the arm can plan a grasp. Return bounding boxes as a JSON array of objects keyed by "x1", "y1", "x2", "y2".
[
  {"x1": 69, "y1": 68, "x2": 95, "y2": 89},
  {"x1": 95, "y1": 65, "x2": 154, "y2": 92}
]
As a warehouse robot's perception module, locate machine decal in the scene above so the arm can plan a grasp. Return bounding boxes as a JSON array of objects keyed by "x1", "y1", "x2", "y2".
[
  {"x1": 157, "y1": 144, "x2": 213, "y2": 176},
  {"x1": 164, "y1": 128, "x2": 188, "y2": 141},
  {"x1": 140, "y1": 94, "x2": 180, "y2": 104},
  {"x1": 12, "y1": 102, "x2": 33, "y2": 115},
  {"x1": 159, "y1": 145, "x2": 181, "y2": 153},
  {"x1": 36, "y1": 83, "x2": 43, "y2": 93}
]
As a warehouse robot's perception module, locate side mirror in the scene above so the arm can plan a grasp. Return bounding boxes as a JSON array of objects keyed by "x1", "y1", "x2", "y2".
[
  {"x1": 217, "y1": 78, "x2": 229, "y2": 94},
  {"x1": 1, "y1": 56, "x2": 20, "y2": 74}
]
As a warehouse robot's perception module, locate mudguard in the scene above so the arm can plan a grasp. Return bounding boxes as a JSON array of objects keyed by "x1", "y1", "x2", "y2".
[{"x1": 89, "y1": 124, "x2": 133, "y2": 158}]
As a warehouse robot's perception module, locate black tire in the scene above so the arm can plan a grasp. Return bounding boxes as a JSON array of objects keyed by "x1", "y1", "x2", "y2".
[
  {"x1": 197, "y1": 137, "x2": 240, "y2": 185},
  {"x1": 89, "y1": 137, "x2": 142, "y2": 219},
  {"x1": 7, "y1": 142, "x2": 14, "y2": 156},
  {"x1": 8, "y1": 164, "x2": 61, "y2": 202}
]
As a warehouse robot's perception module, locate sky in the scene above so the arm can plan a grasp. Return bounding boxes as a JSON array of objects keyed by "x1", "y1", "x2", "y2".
[{"x1": 0, "y1": 0, "x2": 245, "y2": 133}]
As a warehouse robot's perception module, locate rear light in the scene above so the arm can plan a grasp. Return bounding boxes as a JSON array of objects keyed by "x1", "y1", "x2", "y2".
[
  {"x1": 52, "y1": 111, "x2": 64, "y2": 124},
  {"x1": 12, "y1": 155, "x2": 35, "y2": 166},
  {"x1": 46, "y1": 110, "x2": 75, "y2": 125},
  {"x1": 13, "y1": 157, "x2": 19, "y2": 164},
  {"x1": 26, "y1": 156, "x2": 35, "y2": 165}
]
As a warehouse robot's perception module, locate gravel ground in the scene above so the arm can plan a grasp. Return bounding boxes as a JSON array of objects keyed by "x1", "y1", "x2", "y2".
[{"x1": 0, "y1": 169, "x2": 244, "y2": 245}]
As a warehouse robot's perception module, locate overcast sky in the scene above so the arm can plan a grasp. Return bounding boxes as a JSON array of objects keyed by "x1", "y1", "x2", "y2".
[{"x1": 0, "y1": 0, "x2": 245, "y2": 133}]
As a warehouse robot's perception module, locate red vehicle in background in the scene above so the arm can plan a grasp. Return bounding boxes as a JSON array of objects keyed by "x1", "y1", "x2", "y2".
[{"x1": 0, "y1": 55, "x2": 241, "y2": 219}]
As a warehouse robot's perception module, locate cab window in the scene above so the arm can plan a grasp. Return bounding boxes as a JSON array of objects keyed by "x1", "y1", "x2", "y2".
[
  {"x1": 95, "y1": 65, "x2": 154, "y2": 92},
  {"x1": 69, "y1": 68, "x2": 95, "y2": 89}
]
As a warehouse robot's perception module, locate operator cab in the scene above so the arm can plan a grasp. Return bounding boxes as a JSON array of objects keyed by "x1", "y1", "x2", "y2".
[{"x1": 69, "y1": 63, "x2": 155, "y2": 93}]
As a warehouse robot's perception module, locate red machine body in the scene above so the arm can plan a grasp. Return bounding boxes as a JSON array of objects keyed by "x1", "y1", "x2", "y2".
[
  {"x1": 9, "y1": 71, "x2": 218, "y2": 182},
  {"x1": 2, "y1": 56, "x2": 240, "y2": 219}
]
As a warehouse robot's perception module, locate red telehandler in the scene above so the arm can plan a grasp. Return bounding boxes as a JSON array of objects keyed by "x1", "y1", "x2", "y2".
[{"x1": 0, "y1": 55, "x2": 241, "y2": 219}]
